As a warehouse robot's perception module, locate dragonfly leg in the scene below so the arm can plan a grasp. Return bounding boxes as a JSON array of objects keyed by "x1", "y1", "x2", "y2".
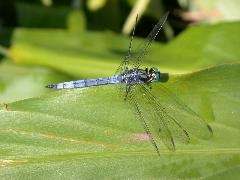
[
  {"x1": 145, "y1": 82, "x2": 152, "y2": 89},
  {"x1": 124, "y1": 85, "x2": 132, "y2": 100},
  {"x1": 145, "y1": 67, "x2": 149, "y2": 73}
]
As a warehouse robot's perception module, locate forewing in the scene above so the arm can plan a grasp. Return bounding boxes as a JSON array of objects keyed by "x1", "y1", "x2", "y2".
[
  {"x1": 131, "y1": 12, "x2": 169, "y2": 69},
  {"x1": 114, "y1": 15, "x2": 138, "y2": 76},
  {"x1": 115, "y1": 12, "x2": 169, "y2": 75}
]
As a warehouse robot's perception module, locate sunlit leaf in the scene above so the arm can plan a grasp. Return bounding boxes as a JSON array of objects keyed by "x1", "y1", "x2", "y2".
[
  {"x1": 9, "y1": 21, "x2": 240, "y2": 78},
  {"x1": 0, "y1": 61, "x2": 71, "y2": 103},
  {"x1": 0, "y1": 64, "x2": 239, "y2": 179}
]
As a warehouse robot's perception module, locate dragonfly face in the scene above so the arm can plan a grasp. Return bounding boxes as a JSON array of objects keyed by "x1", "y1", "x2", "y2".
[{"x1": 149, "y1": 67, "x2": 161, "y2": 82}]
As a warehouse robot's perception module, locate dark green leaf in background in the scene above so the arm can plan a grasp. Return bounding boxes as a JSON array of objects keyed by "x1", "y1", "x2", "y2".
[{"x1": 16, "y1": 3, "x2": 70, "y2": 28}]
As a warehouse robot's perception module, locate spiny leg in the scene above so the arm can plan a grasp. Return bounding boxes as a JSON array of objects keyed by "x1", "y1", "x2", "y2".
[{"x1": 124, "y1": 85, "x2": 132, "y2": 100}]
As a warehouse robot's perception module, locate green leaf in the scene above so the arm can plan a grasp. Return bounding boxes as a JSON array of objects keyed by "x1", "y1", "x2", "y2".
[
  {"x1": 0, "y1": 61, "x2": 71, "y2": 103},
  {"x1": 16, "y1": 3, "x2": 71, "y2": 28},
  {"x1": 10, "y1": 21, "x2": 240, "y2": 78},
  {"x1": 1, "y1": 64, "x2": 239, "y2": 179},
  {"x1": 67, "y1": 10, "x2": 86, "y2": 33}
]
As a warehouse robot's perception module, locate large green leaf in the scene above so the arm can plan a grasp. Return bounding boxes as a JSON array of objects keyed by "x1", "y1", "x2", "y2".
[
  {"x1": 9, "y1": 21, "x2": 240, "y2": 78},
  {"x1": 0, "y1": 64, "x2": 239, "y2": 179},
  {"x1": 16, "y1": 3, "x2": 71, "y2": 28},
  {"x1": 0, "y1": 61, "x2": 71, "y2": 103}
]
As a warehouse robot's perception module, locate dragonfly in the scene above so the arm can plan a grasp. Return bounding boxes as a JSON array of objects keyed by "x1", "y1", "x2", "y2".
[{"x1": 46, "y1": 12, "x2": 213, "y2": 155}]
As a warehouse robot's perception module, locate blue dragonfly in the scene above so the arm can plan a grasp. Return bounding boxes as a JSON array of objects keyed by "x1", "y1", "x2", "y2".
[{"x1": 46, "y1": 12, "x2": 212, "y2": 155}]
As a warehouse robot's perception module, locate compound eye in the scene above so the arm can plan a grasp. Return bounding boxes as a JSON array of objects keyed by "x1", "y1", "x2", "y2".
[
  {"x1": 149, "y1": 68, "x2": 154, "y2": 73},
  {"x1": 152, "y1": 74, "x2": 156, "y2": 79}
]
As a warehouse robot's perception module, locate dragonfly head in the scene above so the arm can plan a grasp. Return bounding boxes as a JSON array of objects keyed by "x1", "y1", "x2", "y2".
[{"x1": 149, "y1": 67, "x2": 161, "y2": 82}]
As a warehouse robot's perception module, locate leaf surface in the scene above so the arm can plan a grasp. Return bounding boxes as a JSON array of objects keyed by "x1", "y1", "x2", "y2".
[{"x1": 1, "y1": 64, "x2": 239, "y2": 179}]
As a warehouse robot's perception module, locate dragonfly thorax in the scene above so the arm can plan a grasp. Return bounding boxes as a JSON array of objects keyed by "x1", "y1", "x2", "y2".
[{"x1": 121, "y1": 67, "x2": 160, "y2": 85}]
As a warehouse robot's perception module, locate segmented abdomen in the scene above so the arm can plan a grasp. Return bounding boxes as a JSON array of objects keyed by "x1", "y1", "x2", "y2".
[{"x1": 46, "y1": 75, "x2": 121, "y2": 89}]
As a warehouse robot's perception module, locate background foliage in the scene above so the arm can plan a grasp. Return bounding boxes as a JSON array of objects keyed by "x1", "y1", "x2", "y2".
[{"x1": 0, "y1": 0, "x2": 239, "y2": 179}]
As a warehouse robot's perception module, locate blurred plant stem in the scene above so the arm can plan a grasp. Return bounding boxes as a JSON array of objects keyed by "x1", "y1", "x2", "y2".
[
  {"x1": 67, "y1": 10, "x2": 86, "y2": 33},
  {"x1": 122, "y1": 0, "x2": 150, "y2": 35},
  {"x1": 67, "y1": 0, "x2": 86, "y2": 33}
]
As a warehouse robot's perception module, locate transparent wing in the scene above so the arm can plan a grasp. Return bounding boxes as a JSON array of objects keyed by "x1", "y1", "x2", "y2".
[
  {"x1": 115, "y1": 12, "x2": 169, "y2": 75},
  {"x1": 114, "y1": 15, "x2": 138, "y2": 76},
  {"x1": 128, "y1": 82, "x2": 213, "y2": 153},
  {"x1": 113, "y1": 15, "x2": 138, "y2": 95},
  {"x1": 114, "y1": 13, "x2": 169, "y2": 100},
  {"x1": 131, "y1": 12, "x2": 169, "y2": 69},
  {"x1": 128, "y1": 89, "x2": 161, "y2": 155},
  {"x1": 149, "y1": 83, "x2": 213, "y2": 140},
  {"x1": 128, "y1": 83, "x2": 191, "y2": 153}
]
